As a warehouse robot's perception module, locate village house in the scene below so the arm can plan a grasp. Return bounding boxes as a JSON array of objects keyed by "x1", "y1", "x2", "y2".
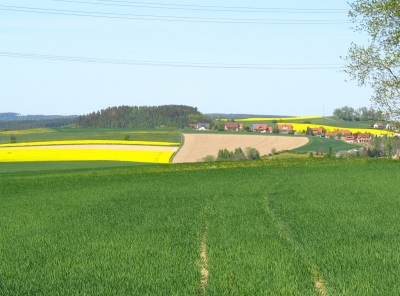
[
  {"x1": 373, "y1": 122, "x2": 384, "y2": 129},
  {"x1": 386, "y1": 123, "x2": 397, "y2": 130},
  {"x1": 325, "y1": 130, "x2": 352, "y2": 138},
  {"x1": 252, "y1": 124, "x2": 271, "y2": 132},
  {"x1": 197, "y1": 123, "x2": 210, "y2": 130},
  {"x1": 189, "y1": 123, "x2": 210, "y2": 130},
  {"x1": 357, "y1": 133, "x2": 371, "y2": 143},
  {"x1": 325, "y1": 132, "x2": 337, "y2": 138},
  {"x1": 345, "y1": 135, "x2": 355, "y2": 142},
  {"x1": 224, "y1": 122, "x2": 243, "y2": 131},
  {"x1": 309, "y1": 127, "x2": 324, "y2": 135},
  {"x1": 277, "y1": 124, "x2": 293, "y2": 134},
  {"x1": 336, "y1": 130, "x2": 352, "y2": 136}
]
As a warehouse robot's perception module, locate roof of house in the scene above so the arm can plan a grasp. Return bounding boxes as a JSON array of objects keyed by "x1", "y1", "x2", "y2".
[
  {"x1": 225, "y1": 122, "x2": 241, "y2": 128},
  {"x1": 345, "y1": 136, "x2": 355, "y2": 140},
  {"x1": 357, "y1": 133, "x2": 371, "y2": 139},
  {"x1": 277, "y1": 124, "x2": 293, "y2": 130},
  {"x1": 336, "y1": 130, "x2": 352, "y2": 135},
  {"x1": 253, "y1": 124, "x2": 269, "y2": 130}
]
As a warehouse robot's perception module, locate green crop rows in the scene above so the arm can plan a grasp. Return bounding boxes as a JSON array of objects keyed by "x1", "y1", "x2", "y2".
[
  {"x1": 0, "y1": 128, "x2": 180, "y2": 144},
  {"x1": 1, "y1": 158, "x2": 399, "y2": 294}
]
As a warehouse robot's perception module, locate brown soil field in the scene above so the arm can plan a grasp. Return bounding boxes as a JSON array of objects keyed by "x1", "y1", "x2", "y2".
[
  {"x1": 5, "y1": 145, "x2": 179, "y2": 152},
  {"x1": 173, "y1": 134, "x2": 309, "y2": 163}
]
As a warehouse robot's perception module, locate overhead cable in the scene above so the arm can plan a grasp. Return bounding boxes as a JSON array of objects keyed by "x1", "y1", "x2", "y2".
[
  {"x1": 0, "y1": 51, "x2": 344, "y2": 70},
  {"x1": 51, "y1": 0, "x2": 348, "y2": 14},
  {"x1": 0, "y1": 5, "x2": 351, "y2": 24}
]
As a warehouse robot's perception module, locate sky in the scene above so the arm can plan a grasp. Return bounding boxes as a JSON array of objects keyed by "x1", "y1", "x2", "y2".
[{"x1": 0, "y1": 0, "x2": 372, "y2": 116}]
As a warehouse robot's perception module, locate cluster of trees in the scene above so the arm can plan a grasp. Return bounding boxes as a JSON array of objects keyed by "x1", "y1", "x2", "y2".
[
  {"x1": 333, "y1": 106, "x2": 383, "y2": 121},
  {"x1": 77, "y1": 105, "x2": 211, "y2": 128},
  {"x1": 362, "y1": 136, "x2": 400, "y2": 158},
  {"x1": 203, "y1": 147, "x2": 261, "y2": 162},
  {"x1": 0, "y1": 118, "x2": 77, "y2": 130},
  {"x1": 344, "y1": 0, "x2": 400, "y2": 123}
]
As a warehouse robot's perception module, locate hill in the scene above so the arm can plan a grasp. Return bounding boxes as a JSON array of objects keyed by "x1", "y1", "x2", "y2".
[{"x1": 77, "y1": 105, "x2": 211, "y2": 128}]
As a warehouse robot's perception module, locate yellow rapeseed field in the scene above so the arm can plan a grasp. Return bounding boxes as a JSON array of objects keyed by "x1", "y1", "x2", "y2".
[
  {"x1": 0, "y1": 148, "x2": 174, "y2": 163},
  {"x1": 0, "y1": 128, "x2": 53, "y2": 135},
  {"x1": 224, "y1": 116, "x2": 323, "y2": 122},
  {"x1": 281, "y1": 123, "x2": 396, "y2": 136},
  {"x1": 0, "y1": 140, "x2": 180, "y2": 147}
]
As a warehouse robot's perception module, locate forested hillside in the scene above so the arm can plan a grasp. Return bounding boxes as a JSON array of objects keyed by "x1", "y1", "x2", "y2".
[{"x1": 77, "y1": 105, "x2": 211, "y2": 128}]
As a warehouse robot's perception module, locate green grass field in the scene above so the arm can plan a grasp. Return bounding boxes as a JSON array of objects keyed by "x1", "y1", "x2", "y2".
[
  {"x1": 0, "y1": 161, "x2": 151, "y2": 173},
  {"x1": 233, "y1": 116, "x2": 373, "y2": 129},
  {"x1": 292, "y1": 136, "x2": 357, "y2": 153},
  {"x1": 1, "y1": 158, "x2": 399, "y2": 295},
  {"x1": 0, "y1": 128, "x2": 180, "y2": 144}
]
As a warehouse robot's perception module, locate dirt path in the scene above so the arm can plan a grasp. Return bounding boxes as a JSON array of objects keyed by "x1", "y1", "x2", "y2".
[{"x1": 173, "y1": 134, "x2": 309, "y2": 163}]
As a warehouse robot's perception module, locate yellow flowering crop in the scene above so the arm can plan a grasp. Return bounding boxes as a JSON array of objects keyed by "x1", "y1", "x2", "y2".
[
  {"x1": 0, "y1": 140, "x2": 180, "y2": 148},
  {"x1": 281, "y1": 123, "x2": 396, "y2": 136},
  {"x1": 0, "y1": 148, "x2": 174, "y2": 163},
  {"x1": 0, "y1": 128, "x2": 53, "y2": 135},
  {"x1": 226, "y1": 116, "x2": 322, "y2": 122}
]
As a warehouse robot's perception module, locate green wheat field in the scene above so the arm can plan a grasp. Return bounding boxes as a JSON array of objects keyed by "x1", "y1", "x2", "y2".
[{"x1": 1, "y1": 158, "x2": 399, "y2": 295}]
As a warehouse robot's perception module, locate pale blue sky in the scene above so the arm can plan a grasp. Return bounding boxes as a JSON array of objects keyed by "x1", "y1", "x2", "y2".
[{"x1": 1, "y1": 1, "x2": 371, "y2": 116}]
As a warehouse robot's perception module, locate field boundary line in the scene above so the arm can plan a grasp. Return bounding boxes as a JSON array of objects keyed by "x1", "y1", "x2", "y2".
[
  {"x1": 264, "y1": 193, "x2": 332, "y2": 296},
  {"x1": 170, "y1": 131, "x2": 184, "y2": 162}
]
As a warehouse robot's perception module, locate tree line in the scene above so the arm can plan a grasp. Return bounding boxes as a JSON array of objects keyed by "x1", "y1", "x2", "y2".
[
  {"x1": 76, "y1": 105, "x2": 211, "y2": 128},
  {"x1": 333, "y1": 106, "x2": 383, "y2": 121}
]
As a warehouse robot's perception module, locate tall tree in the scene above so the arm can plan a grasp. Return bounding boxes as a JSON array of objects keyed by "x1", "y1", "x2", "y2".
[{"x1": 344, "y1": 0, "x2": 400, "y2": 122}]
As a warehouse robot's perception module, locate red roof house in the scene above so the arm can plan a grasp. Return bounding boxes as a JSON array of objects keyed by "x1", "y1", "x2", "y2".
[
  {"x1": 357, "y1": 133, "x2": 371, "y2": 143},
  {"x1": 277, "y1": 124, "x2": 293, "y2": 133},
  {"x1": 225, "y1": 122, "x2": 242, "y2": 131},
  {"x1": 252, "y1": 124, "x2": 269, "y2": 132}
]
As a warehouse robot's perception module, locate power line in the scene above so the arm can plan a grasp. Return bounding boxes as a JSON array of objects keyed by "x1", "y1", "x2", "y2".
[
  {"x1": 0, "y1": 5, "x2": 351, "y2": 24},
  {"x1": 51, "y1": 0, "x2": 348, "y2": 14},
  {"x1": 0, "y1": 51, "x2": 344, "y2": 70}
]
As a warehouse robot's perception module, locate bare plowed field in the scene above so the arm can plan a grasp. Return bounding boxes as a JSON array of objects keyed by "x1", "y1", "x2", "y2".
[{"x1": 173, "y1": 134, "x2": 309, "y2": 163}]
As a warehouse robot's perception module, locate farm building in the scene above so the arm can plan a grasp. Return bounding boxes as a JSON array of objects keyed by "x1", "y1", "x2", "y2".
[
  {"x1": 309, "y1": 127, "x2": 324, "y2": 135},
  {"x1": 357, "y1": 133, "x2": 371, "y2": 143},
  {"x1": 386, "y1": 123, "x2": 397, "y2": 130},
  {"x1": 277, "y1": 124, "x2": 293, "y2": 133},
  {"x1": 325, "y1": 130, "x2": 352, "y2": 138},
  {"x1": 373, "y1": 122, "x2": 384, "y2": 129},
  {"x1": 225, "y1": 122, "x2": 243, "y2": 131},
  {"x1": 345, "y1": 136, "x2": 355, "y2": 142},
  {"x1": 325, "y1": 132, "x2": 337, "y2": 138},
  {"x1": 190, "y1": 123, "x2": 210, "y2": 130},
  {"x1": 252, "y1": 124, "x2": 271, "y2": 132}
]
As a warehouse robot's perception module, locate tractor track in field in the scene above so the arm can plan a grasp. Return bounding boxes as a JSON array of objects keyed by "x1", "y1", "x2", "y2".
[
  {"x1": 264, "y1": 193, "x2": 331, "y2": 296},
  {"x1": 200, "y1": 206, "x2": 211, "y2": 293}
]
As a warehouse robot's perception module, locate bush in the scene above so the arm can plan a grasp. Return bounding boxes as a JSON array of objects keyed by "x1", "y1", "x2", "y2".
[
  {"x1": 202, "y1": 155, "x2": 216, "y2": 162},
  {"x1": 10, "y1": 134, "x2": 16, "y2": 143},
  {"x1": 123, "y1": 133, "x2": 130, "y2": 140},
  {"x1": 245, "y1": 147, "x2": 260, "y2": 160}
]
